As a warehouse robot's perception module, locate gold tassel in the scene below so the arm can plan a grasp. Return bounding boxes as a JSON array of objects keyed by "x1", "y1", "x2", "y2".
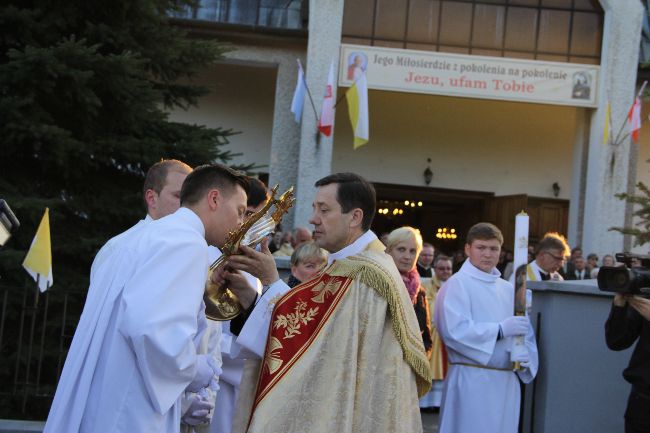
[{"x1": 329, "y1": 250, "x2": 433, "y2": 397}]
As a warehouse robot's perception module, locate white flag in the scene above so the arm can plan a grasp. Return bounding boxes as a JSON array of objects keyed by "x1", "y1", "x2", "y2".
[{"x1": 290, "y1": 60, "x2": 306, "y2": 123}]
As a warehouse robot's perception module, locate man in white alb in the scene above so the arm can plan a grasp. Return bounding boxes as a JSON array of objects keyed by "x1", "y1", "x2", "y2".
[
  {"x1": 44, "y1": 164, "x2": 249, "y2": 433},
  {"x1": 435, "y1": 222, "x2": 538, "y2": 433}
]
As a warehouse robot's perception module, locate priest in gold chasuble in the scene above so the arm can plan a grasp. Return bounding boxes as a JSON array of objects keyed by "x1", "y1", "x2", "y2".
[{"x1": 218, "y1": 173, "x2": 431, "y2": 433}]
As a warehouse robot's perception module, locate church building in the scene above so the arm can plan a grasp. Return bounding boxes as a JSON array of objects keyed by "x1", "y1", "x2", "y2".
[{"x1": 169, "y1": 0, "x2": 646, "y2": 257}]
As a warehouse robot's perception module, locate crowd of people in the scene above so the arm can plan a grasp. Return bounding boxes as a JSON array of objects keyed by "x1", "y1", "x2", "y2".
[
  {"x1": 41, "y1": 159, "x2": 646, "y2": 433},
  {"x1": 405, "y1": 239, "x2": 621, "y2": 285}
]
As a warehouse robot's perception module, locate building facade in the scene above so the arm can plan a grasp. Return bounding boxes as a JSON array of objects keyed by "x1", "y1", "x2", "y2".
[{"x1": 170, "y1": 0, "x2": 646, "y2": 258}]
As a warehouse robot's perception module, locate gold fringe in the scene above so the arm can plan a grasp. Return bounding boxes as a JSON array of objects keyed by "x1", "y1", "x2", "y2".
[{"x1": 328, "y1": 244, "x2": 433, "y2": 397}]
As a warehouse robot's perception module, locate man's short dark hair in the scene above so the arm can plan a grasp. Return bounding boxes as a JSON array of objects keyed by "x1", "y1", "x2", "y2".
[
  {"x1": 180, "y1": 164, "x2": 249, "y2": 206},
  {"x1": 422, "y1": 242, "x2": 435, "y2": 251},
  {"x1": 247, "y1": 177, "x2": 269, "y2": 208},
  {"x1": 315, "y1": 173, "x2": 376, "y2": 231},
  {"x1": 142, "y1": 159, "x2": 192, "y2": 208},
  {"x1": 466, "y1": 222, "x2": 504, "y2": 246}
]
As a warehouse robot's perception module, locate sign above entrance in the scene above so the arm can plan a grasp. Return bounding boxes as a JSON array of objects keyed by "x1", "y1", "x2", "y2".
[{"x1": 339, "y1": 44, "x2": 599, "y2": 108}]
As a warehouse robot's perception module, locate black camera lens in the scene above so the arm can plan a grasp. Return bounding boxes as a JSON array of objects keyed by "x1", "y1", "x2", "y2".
[{"x1": 611, "y1": 271, "x2": 629, "y2": 289}]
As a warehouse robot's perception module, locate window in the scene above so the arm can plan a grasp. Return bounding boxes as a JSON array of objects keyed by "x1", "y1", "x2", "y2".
[
  {"x1": 173, "y1": 0, "x2": 307, "y2": 30},
  {"x1": 342, "y1": 0, "x2": 603, "y2": 65}
]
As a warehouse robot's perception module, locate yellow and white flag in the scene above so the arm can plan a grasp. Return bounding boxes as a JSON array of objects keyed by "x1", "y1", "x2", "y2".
[
  {"x1": 346, "y1": 71, "x2": 369, "y2": 149},
  {"x1": 23, "y1": 208, "x2": 53, "y2": 292},
  {"x1": 603, "y1": 101, "x2": 612, "y2": 144}
]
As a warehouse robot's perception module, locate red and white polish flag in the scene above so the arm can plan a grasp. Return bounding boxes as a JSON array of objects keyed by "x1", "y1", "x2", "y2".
[
  {"x1": 318, "y1": 62, "x2": 335, "y2": 137},
  {"x1": 628, "y1": 95, "x2": 642, "y2": 143}
]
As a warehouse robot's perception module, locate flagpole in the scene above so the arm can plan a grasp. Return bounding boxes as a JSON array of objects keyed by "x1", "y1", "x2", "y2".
[
  {"x1": 332, "y1": 91, "x2": 347, "y2": 110},
  {"x1": 36, "y1": 289, "x2": 49, "y2": 394},
  {"x1": 638, "y1": 80, "x2": 647, "y2": 98},
  {"x1": 22, "y1": 274, "x2": 40, "y2": 412},
  {"x1": 612, "y1": 115, "x2": 630, "y2": 146},
  {"x1": 333, "y1": 72, "x2": 365, "y2": 110},
  {"x1": 13, "y1": 281, "x2": 28, "y2": 393}
]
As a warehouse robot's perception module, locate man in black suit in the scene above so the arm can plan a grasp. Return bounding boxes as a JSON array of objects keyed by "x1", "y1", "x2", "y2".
[
  {"x1": 566, "y1": 255, "x2": 590, "y2": 280},
  {"x1": 416, "y1": 243, "x2": 435, "y2": 278}
]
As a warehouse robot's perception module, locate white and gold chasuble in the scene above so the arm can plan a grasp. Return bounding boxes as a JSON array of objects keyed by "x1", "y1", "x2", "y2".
[{"x1": 232, "y1": 240, "x2": 431, "y2": 433}]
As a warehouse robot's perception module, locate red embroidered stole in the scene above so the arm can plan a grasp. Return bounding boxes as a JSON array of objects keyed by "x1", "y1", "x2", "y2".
[{"x1": 249, "y1": 272, "x2": 352, "y2": 415}]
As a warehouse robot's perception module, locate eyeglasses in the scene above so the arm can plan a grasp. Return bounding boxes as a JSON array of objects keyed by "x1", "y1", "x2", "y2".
[{"x1": 545, "y1": 251, "x2": 566, "y2": 262}]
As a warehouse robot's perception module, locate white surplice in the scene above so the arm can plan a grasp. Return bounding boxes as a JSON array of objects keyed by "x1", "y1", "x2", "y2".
[
  {"x1": 181, "y1": 311, "x2": 222, "y2": 433},
  {"x1": 45, "y1": 208, "x2": 210, "y2": 433},
  {"x1": 435, "y1": 260, "x2": 538, "y2": 433},
  {"x1": 89, "y1": 214, "x2": 152, "y2": 280}
]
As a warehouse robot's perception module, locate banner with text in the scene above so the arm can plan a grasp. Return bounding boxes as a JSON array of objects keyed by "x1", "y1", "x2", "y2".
[{"x1": 339, "y1": 44, "x2": 599, "y2": 108}]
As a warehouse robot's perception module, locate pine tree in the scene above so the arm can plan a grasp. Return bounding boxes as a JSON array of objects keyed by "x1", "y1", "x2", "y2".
[{"x1": 0, "y1": 0, "x2": 249, "y2": 417}]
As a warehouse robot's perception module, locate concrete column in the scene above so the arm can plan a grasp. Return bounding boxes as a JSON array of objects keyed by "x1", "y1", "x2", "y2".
[
  {"x1": 224, "y1": 44, "x2": 306, "y2": 229},
  {"x1": 267, "y1": 58, "x2": 304, "y2": 229},
  {"x1": 567, "y1": 109, "x2": 590, "y2": 248},
  {"x1": 580, "y1": 0, "x2": 644, "y2": 256},
  {"x1": 292, "y1": 0, "x2": 345, "y2": 228}
]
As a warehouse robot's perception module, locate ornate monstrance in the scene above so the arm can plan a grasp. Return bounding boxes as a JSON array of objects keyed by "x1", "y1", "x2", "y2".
[{"x1": 204, "y1": 185, "x2": 295, "y2": 321}]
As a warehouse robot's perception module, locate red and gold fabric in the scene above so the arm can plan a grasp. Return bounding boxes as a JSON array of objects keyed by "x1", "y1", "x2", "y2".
[{"x1": 253, "y1": 273, "x2": 353, "y2": 405}]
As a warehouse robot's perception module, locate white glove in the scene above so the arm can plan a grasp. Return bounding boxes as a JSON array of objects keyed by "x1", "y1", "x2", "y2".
[
  {"x1": 511, "y1": 349, "x2": 531, "y2": 369},
  {"x1": 181, "y1": 390, "x2": 214, "y2": 426},
  {"x1": 187, "y1": 355, "x2": 218, "y2": 393},
  {"x1": 499, "y1": 316, "x2": 529, "y2": 338}
]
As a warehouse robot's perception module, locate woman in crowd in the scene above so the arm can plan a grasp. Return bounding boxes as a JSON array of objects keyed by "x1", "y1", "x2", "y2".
[
  {"x1": 287, "y1": 241, "x2": 328, "y2": 288},
  {"x1": 385, "y1": 227, "x2": 433, "y2": 358}
]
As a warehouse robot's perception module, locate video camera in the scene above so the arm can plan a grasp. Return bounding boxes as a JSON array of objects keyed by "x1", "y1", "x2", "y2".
[{"x1": 598, "y1": 252, "x2": 650, "y2": 297}]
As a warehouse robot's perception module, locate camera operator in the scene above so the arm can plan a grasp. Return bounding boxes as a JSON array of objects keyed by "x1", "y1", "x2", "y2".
[{"x1": 605, "y1": 293, "x2": 650, "y2": 433}]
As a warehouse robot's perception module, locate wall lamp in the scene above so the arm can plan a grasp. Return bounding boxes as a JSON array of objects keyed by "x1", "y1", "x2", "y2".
[
  {"x1": 552, "y1": 182, "x2": 560, "y2": 198},
  {"x1": 424, "y1": 158, "x2": 433, "y2": 186}
]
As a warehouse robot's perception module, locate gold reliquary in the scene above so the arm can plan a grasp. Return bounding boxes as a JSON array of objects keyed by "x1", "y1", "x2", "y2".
[{"x1": 204, "y1": 185, "x2": 295, "y2": 321}]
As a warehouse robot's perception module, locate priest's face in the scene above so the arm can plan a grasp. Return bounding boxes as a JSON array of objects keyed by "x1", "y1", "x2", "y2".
[
  {"x1": 148, "y1": 170, "x2": 188, "y2": 220},
  {"x1": 464, "y1": 238, "x2": 501, "y2": 273},
  {"x1": 209, "y1": 185, "x2": 248, "y2": 248},
  {"x1": 309, "y1": 184, "x2": 356, "y2": 253},
  {"x1": 536, "y1": 248, "x2": 565, "y2": 273},
  {"x1": 387, "y1": 239, "x2": 419, "y2": 275}
]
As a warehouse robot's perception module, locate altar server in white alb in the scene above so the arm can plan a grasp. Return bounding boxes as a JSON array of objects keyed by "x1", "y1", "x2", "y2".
[
  {"x1": 209, "y1": 177, "x2": 268, "y2": 433},
  {"x1": 44, "y1": 164, "x2": 250, "y2": 433},
  {"x1": 89, "y1": 159, "x2": 223, "y2": 432},
  {"x1": 435, "y1": 222, "x2": 538, "y2": 433},
  {"x1": 90, "y1": 159, "x2": 192, "y2": 280}
]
